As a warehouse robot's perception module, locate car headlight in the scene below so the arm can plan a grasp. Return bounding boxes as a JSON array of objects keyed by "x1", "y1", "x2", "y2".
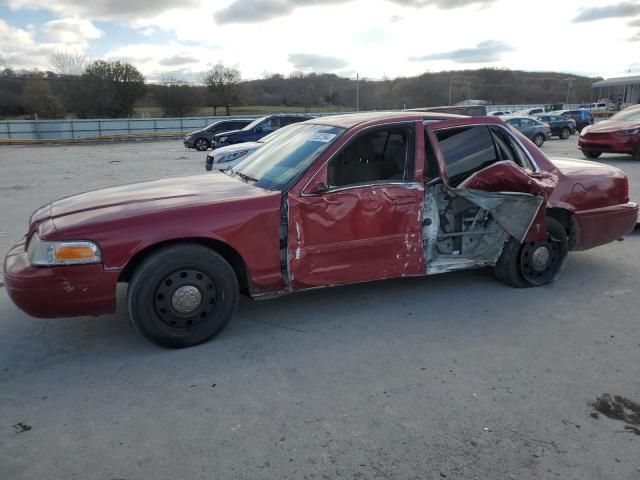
[
  {"x1": 218, "y1": 136, "x2": 228, "y2": 143},
  {"x1": 217, "y1": 150, "x2": 249, "y2": 164},
  {"x1": 28, "y1": 234, "x2": 101, "y2": 266},
  {"x1": 617, "y1": 128, "x2": 639, "y2": 135}
]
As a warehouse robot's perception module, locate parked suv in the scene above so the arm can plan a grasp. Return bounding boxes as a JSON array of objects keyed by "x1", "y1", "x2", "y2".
[
  {"x1": 183, "y1": 119, "x2": 253, "y2": 151},
  {"x1": 503, "y1": 116, "x2": 552, "y2": 146},
  {"x1": 553, "y1": 109, "x2": 593, "y2": 132},
  {"x1": 211, "y1": 114, "x2": 314, "y2": 148},
  {"x1": 535, "y1": 114, "x2": 576, "y2": 139}
]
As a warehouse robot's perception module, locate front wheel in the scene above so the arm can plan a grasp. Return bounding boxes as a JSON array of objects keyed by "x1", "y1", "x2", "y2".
[
  {"x1": 533, "y1": 134, "x2": 545, "y2": 147},
  {"x1": 560, "y1": 127, "x2": 571, "y2": 140},
  {"x1": 583, "y1": 150, "x2": 602, "y2": 159},
  {"x1": 128, "y1": 244, "x2": 239, "y2": 348},
  {"x1": 194, "y1": 137, "x2": 210, "y2": 151},
  {"x1": 494, "y1": 218, "x2": 568, "y2": 288}
]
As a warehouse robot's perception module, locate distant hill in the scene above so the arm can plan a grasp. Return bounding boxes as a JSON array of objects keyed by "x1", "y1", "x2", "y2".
[{"x1": 242, "y1": 69, "x2": 600, "y2": 111}]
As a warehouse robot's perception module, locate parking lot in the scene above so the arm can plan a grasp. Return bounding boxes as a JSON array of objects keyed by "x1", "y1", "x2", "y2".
[{"x1": 1, "y1": 136, "x2": 639, "y2": 479}]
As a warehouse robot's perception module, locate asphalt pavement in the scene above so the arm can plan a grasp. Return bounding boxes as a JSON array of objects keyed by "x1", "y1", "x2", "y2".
[{"x1": 1, "y1": 136, "x2": 639, "y2": 479}]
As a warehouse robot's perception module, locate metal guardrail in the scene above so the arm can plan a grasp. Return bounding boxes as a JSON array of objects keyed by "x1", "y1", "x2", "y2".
[{"x1": 0, "y1": 115, "x2": 262, "y2": 141}]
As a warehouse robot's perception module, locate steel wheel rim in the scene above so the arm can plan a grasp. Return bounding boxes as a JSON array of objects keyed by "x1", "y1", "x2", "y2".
[
  {"x1": 196, "y1": 139, "x2": 208, "y2": 150},
  {"x1": 534, "y1": 135, "x2": 544, "y2": 146},
  {"x1": 519, "y1": 236, "x2": 563, "y2": 285},
  {"x1": 153, "y1": 268, "x2": 217, "y2": 332}
]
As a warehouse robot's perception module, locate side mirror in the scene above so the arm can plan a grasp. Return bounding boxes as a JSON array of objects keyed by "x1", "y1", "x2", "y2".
[{"x1": 309, "y1": 181, "x2": 328, "y2": 194}]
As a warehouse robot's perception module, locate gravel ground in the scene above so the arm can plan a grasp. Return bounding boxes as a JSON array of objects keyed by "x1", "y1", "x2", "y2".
[{"x1": 0, "y1": 136, "x2": 639, "y2": 480}]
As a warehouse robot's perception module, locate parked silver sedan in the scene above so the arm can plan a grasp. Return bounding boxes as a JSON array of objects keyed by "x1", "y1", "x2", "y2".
[{"x1": 502, "y1": 116, "x2": 552, "y2": 147}]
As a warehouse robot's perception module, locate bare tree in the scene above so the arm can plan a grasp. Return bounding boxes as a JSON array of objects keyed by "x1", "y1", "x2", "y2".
[
  {"x1": 204, "y1": 63, "x2": 242, "y2": 116},
  {"x1": 50, "y1": 51, "x2": 87, "y2": 76},
  {"x1": 154, "y1": 79, "x2": 200, "y2": 117}
]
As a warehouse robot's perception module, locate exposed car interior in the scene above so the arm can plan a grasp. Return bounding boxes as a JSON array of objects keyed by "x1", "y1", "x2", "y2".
[{"x1": 327, "y1": 127, "x2": 412, "y2": 187}]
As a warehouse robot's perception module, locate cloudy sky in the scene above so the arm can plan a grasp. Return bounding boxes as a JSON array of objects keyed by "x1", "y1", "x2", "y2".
[{"x1": 1, "y1": 0, "x2": 639, "y2": 81}]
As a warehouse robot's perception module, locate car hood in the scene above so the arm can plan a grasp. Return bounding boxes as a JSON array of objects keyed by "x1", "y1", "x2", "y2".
[
  {"x1": 213, "y1": 129, "x2": 244, "y2": 140},
  {"x1": 208, "y1": 142, "x2": 263, "y2": 157},
  {"x1": 45, "y1": 173, "x2": 275, "y2": 229},
  {"x1": 584, "y1": 120, "x2": 640, "y2": 133}
]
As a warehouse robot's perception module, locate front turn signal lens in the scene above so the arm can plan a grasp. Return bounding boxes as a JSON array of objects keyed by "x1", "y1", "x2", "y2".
[{"x1": 54, "y1": 244, "x2": 99, "y2": 262}]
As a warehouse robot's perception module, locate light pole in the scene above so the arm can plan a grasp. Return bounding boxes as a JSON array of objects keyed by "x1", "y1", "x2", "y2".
[{"x1": 565, "y1": 78, "x2": 573, "y2": 104}]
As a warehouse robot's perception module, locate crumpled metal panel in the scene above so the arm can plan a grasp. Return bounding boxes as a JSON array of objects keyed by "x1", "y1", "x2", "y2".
[
  {"x1": 458, "y1": 161, "x2": 558, "y2": 242},
  {"x1": 447, "y1": 187, "x2": 544, "y2": 244},
  {"x1": 287, "y1": 184, "x2": 426, "y2": 288}
]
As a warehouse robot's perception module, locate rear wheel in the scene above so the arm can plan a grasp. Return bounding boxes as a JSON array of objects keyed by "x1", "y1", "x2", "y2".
[
  {"x1": 583, "y1": 151, "x2": 602, "y2": 159},
  {"x1": 494, "y1": 218, "x2": 568, "y2": 288},
  {"x1": 194, "y1": 137, "x2": 210, "y2": 151},
  {"x1": 128, "y1": 244, "x2": 239, "y2": 348},
  {"x1": 533, "y1": 134, "x2": 545, "y2": 147},
  {"x1": 560, "y1": 127, "x2": 571, "y2": 140}
]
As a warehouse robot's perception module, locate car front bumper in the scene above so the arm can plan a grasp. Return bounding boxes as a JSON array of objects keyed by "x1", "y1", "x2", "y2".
[
  {"x1": 3, "y1": 239, "x2": 119, "y2": 318},
  {"x1": 183, "y1": 137, "x2": 195, "y2": 148},
  {"x1": 579, "y1": 133, "x2": 638, "y2": 154}
]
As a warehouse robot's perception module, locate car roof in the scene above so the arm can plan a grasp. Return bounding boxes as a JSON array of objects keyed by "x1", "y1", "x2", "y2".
[
  {"x1": 501, "y1": 115, "x2": 538, "y2": 120},
  {"x1": 307, "y1": 111, "x2": 463, "y2": 129}
]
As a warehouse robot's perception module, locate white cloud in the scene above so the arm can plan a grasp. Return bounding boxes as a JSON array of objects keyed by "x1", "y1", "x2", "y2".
[
  {"x1": 41, "y1": 17, "x2": 102, "y2": 43},
  {"x1": 0, "y1": 18, "x2": 85, "y2": 70}
]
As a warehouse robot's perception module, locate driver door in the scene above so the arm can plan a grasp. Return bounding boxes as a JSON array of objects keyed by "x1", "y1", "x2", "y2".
[{"x1": 287, "y1": 123, "x2": 426, "y2": 288}]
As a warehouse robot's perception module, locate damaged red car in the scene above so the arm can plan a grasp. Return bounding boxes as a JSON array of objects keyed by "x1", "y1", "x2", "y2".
[{"x1": 4, "y1": 112, "x2": 638, "y2": 347}]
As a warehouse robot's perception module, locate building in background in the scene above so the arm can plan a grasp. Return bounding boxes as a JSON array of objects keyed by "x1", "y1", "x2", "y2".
[{"x1": 592, "y1": 76, "x2": 640, "y2": 109}]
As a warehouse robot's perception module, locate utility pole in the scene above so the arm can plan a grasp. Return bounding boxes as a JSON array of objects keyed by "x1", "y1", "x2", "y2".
[
  {"x1": 448, "y1": 78, "x2": 452, "y2": 106},
  {"x1": 356, "y1": 73, "x2": 359, "y2": 112},
  {"x1": 565, "y1": 78, "x2": 573, "y2": 104}
]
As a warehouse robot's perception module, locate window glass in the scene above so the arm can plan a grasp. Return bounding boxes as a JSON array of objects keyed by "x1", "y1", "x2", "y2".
[
  {"x1": 506, "y1": 118, "x2": 520, "y2": 127},
  {"x1": 520, "y1": 118, "x2": 537, "y2": 127},
  {"x1": 230, "y1": 123, "x2": 344, "y2": 191},
  {"x1": 435, "y1": 126, "x2": 497, "y2": 186},
  {"x1": 261, "y1": 117, "x2": 282, "y2": 131},
  {"x1": 489, "y1": 126, "x2": 533, "y2": 170},
  {"x1": 328, "y1": 126, "x2": 414, "y2": 188}
]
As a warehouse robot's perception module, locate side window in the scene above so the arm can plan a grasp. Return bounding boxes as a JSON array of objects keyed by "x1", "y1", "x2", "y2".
[
  {"x1": 327, "y1": 126, "x2": 414, "y2": 188},
  {"x1": 435, "y1": 126, "x2": 498, "y2": 187},
  {"x1": 261, "y1": 118, "x2": 281, "y2": 131},
  {"x1": 506, "y1": 118, "x2": 520, "y2": 128},
  {"x1": 489, "y1": 126, "x2": 534, "y2": 171},
  {"x1": 520, "y1": 118, "x2": 536, "y2": 127},
  {"x1": 539, "y1": 116, "x2": 549, "y2": 122}
]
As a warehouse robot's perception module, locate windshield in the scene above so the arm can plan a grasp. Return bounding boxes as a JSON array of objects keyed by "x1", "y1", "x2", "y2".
[
  {"x1": 242, "y1": 116, "x2": 269, "y2": 131},
  {"x1": 610, "y1": 108, "x2": 640, "y2": 122},
  {"x1": 228, "y1": 123, "x2": 345, "y2": 191}
]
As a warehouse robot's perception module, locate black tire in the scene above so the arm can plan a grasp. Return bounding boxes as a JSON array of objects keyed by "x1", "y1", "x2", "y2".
[
  {"x1": 633, "y1": 144, "x2": 640, "y2": 161},
  {"x1": 494, "y1": 217, "x2": 568, "y2": 288},
  {"x1": 560, "y1": 127, "x2": 570, "y2": 140},
  {"x1": 583, "y1": 151, "x2": 602, "y2": 159},
  {"x1": 127, "y1": 244, "x2": 239, "y2": 348},
  {"x1": 533, "y1": 134, "x2": 545, "y2": 147},
  {"x1": 194, "y1": 137, "x2": 210, "y2": 151}
]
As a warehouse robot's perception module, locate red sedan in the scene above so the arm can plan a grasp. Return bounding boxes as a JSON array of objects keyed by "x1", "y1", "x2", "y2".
[
  {"x1": 579, "y1": 104, "x2": 640, "y2": 160},
  {"x1": 4, "y1": 112, "x2": 638, "y2": 347}
]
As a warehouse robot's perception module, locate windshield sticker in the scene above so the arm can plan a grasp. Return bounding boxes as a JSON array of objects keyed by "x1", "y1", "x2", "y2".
[{"x1": 309, "y1": 133, "x2": 337, "y2": 143}]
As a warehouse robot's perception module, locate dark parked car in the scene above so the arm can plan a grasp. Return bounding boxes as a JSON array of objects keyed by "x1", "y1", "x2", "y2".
[
  {"x1": 4, "y1": 112, "x2": 638, "y2": 348},
  {"x1": 503, "y1": 116, "x2": 552, "y2": 146},
  {"x1": 211, "y1": 114, "x2": 314, "y2": 148},
  {"x1": 535, "y1": 114, "x2": 576, "y2": 139},
  {"x1": 553, "y1": 109, "x2": 593, "y2": 132},
  {"x1": 579, "y1": 104, "x2": 640, "y2": 160},
  {"x1": 183, "y1": 119, "x2": 253, "y2": 151}
]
